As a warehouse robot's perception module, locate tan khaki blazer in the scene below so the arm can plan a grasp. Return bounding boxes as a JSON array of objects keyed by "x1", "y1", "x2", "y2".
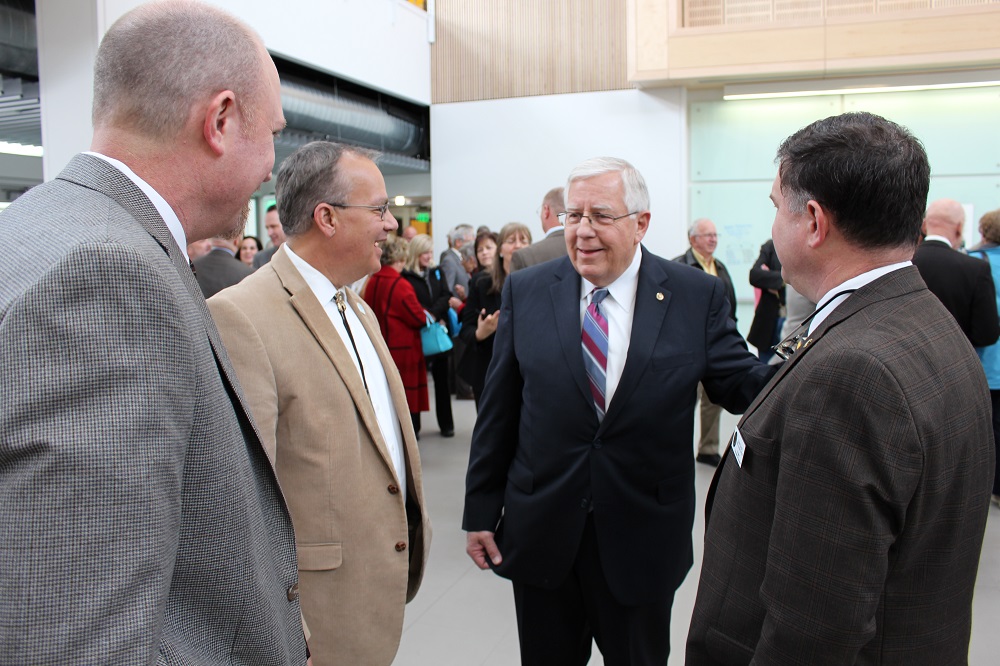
[{"x1": 208, "y1": 247, "x2": 430, "y2": 666}]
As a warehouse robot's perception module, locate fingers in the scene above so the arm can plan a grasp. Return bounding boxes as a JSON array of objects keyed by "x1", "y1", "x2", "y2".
[{"x1": 466, "y1": 531, "x2": 503, "y2": 570}]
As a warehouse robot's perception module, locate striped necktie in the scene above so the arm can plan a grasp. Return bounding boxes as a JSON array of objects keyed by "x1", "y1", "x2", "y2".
[{"x1": 582, "y1": 288, "x2": 610, "y2": 420}]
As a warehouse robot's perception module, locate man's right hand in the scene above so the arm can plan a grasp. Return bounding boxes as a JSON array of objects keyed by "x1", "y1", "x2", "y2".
[{"x1": 466, "y1": 531, "x2": 503, "y2": 569}]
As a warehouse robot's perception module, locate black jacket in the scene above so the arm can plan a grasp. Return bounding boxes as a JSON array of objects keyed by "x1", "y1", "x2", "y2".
[
  {"x1": 673, "y1": 248, "x2": 737, "y2": 323},
  {"x1": 402, "y1": 266, "x2": 452, "y2": 322}
]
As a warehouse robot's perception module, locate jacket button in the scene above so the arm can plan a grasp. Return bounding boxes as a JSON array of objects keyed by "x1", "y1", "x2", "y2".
[
  {"x1": 286, "y1": 583, "x2": 299, "y2": 601},
  {"x1": 387, "y1": 483, "x2": 399, "y2": 494},
  {"x1": 395, "y1": 541, "x2": 407, "y2": 552},
  {"x1": 593, "y1": 438, "x2": 602, "y2": 449},
  {"x1": 580, "y1": 498, "x2": 589, "y2": 510}
]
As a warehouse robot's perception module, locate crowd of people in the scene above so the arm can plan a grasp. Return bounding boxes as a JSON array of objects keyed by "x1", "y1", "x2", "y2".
[{"x1": 1, "y1": 2, "x2": 997, "y2": 666}]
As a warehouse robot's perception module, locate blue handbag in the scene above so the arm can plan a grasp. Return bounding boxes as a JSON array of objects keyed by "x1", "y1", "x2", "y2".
[{"x1": 421, "y1": 312, "x2": 453, "y2": 356}]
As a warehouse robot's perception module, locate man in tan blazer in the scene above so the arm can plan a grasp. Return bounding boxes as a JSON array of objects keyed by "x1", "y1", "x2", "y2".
[{"x1": 209, "y1": 141, "x2": 430, "y2": 666}]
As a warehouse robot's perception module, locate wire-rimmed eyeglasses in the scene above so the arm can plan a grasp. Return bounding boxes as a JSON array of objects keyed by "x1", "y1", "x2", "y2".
[
  {"x1": 326, "y1": 201, "x2": 391, "y2": 221},
  {"x1": 558, "y1": 211, "x2": 639, "y2": 227}
]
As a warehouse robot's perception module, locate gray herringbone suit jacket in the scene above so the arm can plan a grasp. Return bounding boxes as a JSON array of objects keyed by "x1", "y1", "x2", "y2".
[
  {"x1": 0, "y1": 154, "x2": 306, "y2": 664},
  {"x1": 687, "y1": 266, "x2": 994, "y2": 665}
]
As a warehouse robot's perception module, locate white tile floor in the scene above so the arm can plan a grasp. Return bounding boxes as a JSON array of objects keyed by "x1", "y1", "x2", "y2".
[{"x1": 395, "y1": 394, "x2": 1000, "y2": 665}]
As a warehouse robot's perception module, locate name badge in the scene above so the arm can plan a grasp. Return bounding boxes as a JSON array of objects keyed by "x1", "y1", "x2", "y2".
[{"x1": 729, "y1": 427, "x2": 747, "y2": 468}]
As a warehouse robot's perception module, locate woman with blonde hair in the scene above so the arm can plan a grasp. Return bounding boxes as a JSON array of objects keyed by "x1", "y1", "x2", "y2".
[
  {"x1": 363, "y1": 235, "x2": 429, "y2": 437},
  {"x1": 458, "y1": 222, "x2": 531, "y2": 407},
  {"x1": 402, "y1": 234, "x2": 461, "y2": 437}
]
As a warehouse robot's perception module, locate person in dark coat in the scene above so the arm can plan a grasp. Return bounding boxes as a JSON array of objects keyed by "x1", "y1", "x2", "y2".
[
  {"x1": 459, "y1": 222, "x2": 531, "y2": 408},
  {"x1": 747, "y1": 239, "x2": 786, "y2": 362},
  {"x1": 402, "y1": 233, "x2": 461, "y2": 437},
  {"x1": 193, "y1": 235, "x2": 253, "y2": 298},
  {"x1": 364, "y1": 236, "x2": 429, "y2": 435}
]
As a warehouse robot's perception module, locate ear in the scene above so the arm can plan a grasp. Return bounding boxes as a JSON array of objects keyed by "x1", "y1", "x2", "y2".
[
  {"x1": 634, "y1": 211, "x2": 651, "y2": 244},
  {"x1": 805, "y1": 200, "x2": 829, "y2": 249},
  {"x1": 202, "y1": 90, "x2": 238, "y2": 156},
  {"x1": 314, "y1": 202, "x2": 337, "y2": 237}
]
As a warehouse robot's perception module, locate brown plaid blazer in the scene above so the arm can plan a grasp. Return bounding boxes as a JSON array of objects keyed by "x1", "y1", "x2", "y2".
[{"x1": 687, "y1": 266, "x2": 994, "y2": 665}]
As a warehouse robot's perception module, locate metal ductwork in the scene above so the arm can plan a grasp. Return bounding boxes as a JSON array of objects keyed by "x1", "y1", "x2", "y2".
[
  {"x1": 280, "y1": 80, "x2": 424, "y2": 157},
  {"x1": 0, "y1": 1, "x2": 38, "y2": 79},
  {"x1": 0, "y1": 75, "x2": 41, "y2": 146}
]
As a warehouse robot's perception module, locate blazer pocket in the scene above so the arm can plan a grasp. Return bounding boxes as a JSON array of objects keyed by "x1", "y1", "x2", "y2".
[
  {"x1": 651, "y1": 352, "x2": 694, "y2": 371},
  {"x1": 297, "y1": 542, "x2": 342, "y2": 571},
  {"x1": 742, "y1": 435, "x2": 779, "y2": 482},
  {"x1": 507, "y1": 461, "x2": 534, "y2": 494},
  {"x1": 657, "y1": 472, "x2": 693, "y2": 505}
]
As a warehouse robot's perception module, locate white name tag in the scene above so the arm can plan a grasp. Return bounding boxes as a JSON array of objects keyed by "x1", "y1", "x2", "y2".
[{"x1": 730, "y1": 427, "x2": 747, "y2": 468}]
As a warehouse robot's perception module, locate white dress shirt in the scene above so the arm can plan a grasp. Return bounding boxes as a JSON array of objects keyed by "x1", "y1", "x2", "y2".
[
  {"x1": 285, "y1": 245, "x2": 407, "y2": 498},
  {"x1": 85, "y1": 151, "x2": 189, "y2": 262},
  {"x1": 808, "y1": 261, "x2": 912, "y2": 336},
  {"x1": 579, "y1": 246, "x2": 643, "y2": 408}
]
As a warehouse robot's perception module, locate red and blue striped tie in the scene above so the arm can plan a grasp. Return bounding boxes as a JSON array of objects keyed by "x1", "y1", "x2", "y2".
[{"x1": 582, "y1": 288, "x2": 610, "y2": 420}]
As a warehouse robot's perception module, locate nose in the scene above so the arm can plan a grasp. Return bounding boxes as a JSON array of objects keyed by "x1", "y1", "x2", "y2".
[{"x1": 385, "y1": 210, "x2": 399, "y2": 232}]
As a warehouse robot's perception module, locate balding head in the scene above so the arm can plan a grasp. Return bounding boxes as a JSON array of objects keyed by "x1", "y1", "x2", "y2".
[
  {"x1": 540, "y1": 187, "x2": 565, "y2": 232},
  {"x1": 924, "y1": 198, "x2": 965, "y2": 248},
  {"x1": 93, "y1": 1, "x2": 268, "y2": 141}
]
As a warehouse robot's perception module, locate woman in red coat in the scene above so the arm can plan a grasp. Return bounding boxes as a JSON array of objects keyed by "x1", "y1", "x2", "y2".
[{"x1": 363, "y1": 235, "x2": 429, "y2": 437}]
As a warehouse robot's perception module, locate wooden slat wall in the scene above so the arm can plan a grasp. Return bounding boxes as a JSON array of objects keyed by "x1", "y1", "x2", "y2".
[{"x1": 432, "y1": 0, "x2": 630, "y2": 104}]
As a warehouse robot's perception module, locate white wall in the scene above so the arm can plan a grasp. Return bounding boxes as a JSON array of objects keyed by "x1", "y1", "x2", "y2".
[
  {"x1": 429, "y1": 88, "x2": 689, "y2": 259},
  {"x1": 102, "y1": 0, "x2": 431, "y2": 104},
  {"x1": 36, "y1": 0, "x2": 431, "y2": 179}
]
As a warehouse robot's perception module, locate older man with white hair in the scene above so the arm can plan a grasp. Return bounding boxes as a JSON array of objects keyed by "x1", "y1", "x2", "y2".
[{"x1": 464, "y1": 157, "x2": 771, "y2": 665}]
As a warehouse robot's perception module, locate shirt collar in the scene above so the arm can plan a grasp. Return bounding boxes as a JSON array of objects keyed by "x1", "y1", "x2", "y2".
[
  {"x1": 284, "y1": 244, "x2": 339, "y2": 305},
  {"x1": 85, "y1": 151, "x2": 189, "y2": 262},
  {"x1": 923, "y1": 235, "x2": 953, "y2": 248},
  {"x1": 808, "y1": 261, "x2": 912, "y2": 335},
  {"x1": 544, "y1": 226, "x2": 563, "y2": 238},
  {"x1": 580, "y1": 245, "x2": 643, "y2": 310},
  {"x1": 690, "y1": 247, "x2": 714, "y2": 270}
]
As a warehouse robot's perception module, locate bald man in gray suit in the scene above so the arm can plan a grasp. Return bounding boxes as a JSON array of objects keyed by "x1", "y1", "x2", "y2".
[{"x1": 0, "y1": 3, "x2": 305, "y2": 663}]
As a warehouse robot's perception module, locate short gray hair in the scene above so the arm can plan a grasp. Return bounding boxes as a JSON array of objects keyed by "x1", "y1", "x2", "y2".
[
  {"x1": 566, "y1": 157, "x2": 649, "y2": 214},
  {"x1": 543, "y1": 187, "x2": 565, "y2": 214},
  {"x1": 688, "y1": 218, "x2": 712, "y2": 238},
  {"x1": 93, "y1": 1, "x2": 266, "y2": 140},
  {"x1": 447, "y1": 224, "x2": 475, "y2": 247},
  {"x1": 275, "y1": 141, "x2": 380, "y2": 237}
]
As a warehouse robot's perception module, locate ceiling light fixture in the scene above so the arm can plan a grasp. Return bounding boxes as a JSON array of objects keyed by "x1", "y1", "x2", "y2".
[
  {"x1": 0, "y1": 142, "x2": 43, "y2": 157},
  {"x1": 722, "y1": 69, "x2": 1000, "y2": 101}
]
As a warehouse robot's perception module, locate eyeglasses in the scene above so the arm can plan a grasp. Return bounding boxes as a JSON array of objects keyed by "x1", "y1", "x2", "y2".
[
  {"x1": 692, "y1": 233, "x2": 719, "y2": 239},
  {"x1": 558, "y1": 211, "x2": 638, "y2": 227},
  {"x1": 326, "y1": 201, "x2": 390, "y2": 221}
]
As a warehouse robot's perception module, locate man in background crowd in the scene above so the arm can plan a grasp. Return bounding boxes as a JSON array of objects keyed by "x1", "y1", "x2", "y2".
[
  {"x1": 194, "y1": 233, "x2": 253, "y2": 298},
  {"x1": 674, "y1": 218, "x2": 738, "y2": 467},
  {"x1": 440, "y1": 223, "x2": 475, "y2": 299},
  {"x1": 253, "y1": 203, "x2": 286, "y2": 268},
  {"x1": 912, "y1": 197, "x2": 1000, "y2": 348},
  {"x1": 511, "y1": 186, "x2": 566, "y2": 271}
]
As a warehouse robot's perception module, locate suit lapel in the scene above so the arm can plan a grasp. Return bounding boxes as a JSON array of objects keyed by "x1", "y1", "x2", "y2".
[
  {"x1": 57, "y1": 154, "x2": 269, "y2": 455},
  {"x1": 601, "y1": 251, "x2": 670, "y2": 428},
  {"x1": 549, "y1": 262, "x2": 592, "y2": 406},
  {"x1": 272, "y1": 252, "x2": 399, "y2": 478}
]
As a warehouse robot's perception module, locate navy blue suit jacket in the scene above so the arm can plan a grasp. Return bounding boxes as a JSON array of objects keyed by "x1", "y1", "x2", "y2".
[{"x1": 463, "y1": 248, "x2": 772, "y2": 606}]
